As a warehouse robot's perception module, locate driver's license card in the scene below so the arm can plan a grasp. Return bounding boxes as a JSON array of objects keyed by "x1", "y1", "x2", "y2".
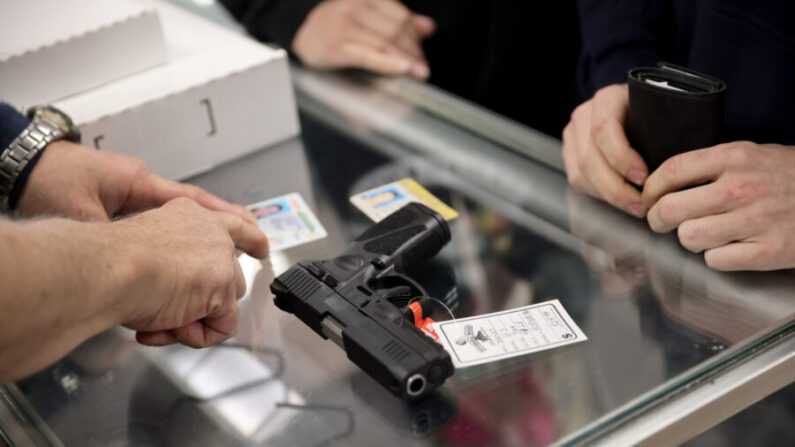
[
  {"x1": 247, "y1": 193, "x2": 327, "y2": 251},
  {"x1": 349, "y1": 178, "x2": 458, "y2": 223},
  {"x1": 432, "y1": 300, "x2": 587, "y2": 368}
]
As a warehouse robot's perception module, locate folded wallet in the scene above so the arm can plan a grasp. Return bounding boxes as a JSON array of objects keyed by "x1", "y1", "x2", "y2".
[{"x1": 627, "y1": 62, "x2": 726, "y2": 171}]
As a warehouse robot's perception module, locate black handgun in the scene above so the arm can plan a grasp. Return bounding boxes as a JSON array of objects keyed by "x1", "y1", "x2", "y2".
[{"x1": 270, "y1": 202, "x2": 454, "y2": 399}]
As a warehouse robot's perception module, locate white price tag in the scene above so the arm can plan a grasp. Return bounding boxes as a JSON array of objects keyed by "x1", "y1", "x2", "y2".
[{"x1": 432, "y1": 300, "x2": 587, "y2": 368}]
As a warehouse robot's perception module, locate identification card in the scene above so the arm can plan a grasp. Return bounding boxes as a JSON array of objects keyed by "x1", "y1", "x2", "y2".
[
  {"x1": 247, "y1": 193, "x2": 327, "y2": 252},
  {"x1": 350, "y1": 178, "x2": 458, "y2": 222},
  {"x1": 432, "y1": 300, "x2": 586, "y2": 368}
]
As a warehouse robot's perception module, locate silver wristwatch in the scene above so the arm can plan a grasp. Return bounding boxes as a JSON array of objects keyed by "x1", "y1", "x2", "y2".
[{"x1": 0, "y1": 105, "x2": 80, "y2": 211}]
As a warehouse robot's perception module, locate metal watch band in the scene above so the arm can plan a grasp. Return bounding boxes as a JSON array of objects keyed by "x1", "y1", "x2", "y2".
[{"x1": 0, "y1": 115, "x2": 66, "y2": 211}]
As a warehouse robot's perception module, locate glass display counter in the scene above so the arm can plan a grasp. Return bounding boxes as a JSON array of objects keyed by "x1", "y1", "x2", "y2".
[{"x1": 1, "y1": 3, "x2": 793, "y2": 446}]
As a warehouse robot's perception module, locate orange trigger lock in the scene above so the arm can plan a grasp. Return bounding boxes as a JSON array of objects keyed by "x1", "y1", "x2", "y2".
[{"x1": 408, "y1": 302, "x2": 441, "y2": 342}]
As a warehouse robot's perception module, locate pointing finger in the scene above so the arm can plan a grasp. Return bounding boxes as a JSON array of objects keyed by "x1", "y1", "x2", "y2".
[{"x1": 213, "y1": 211, "x2": 270, "y2": 259}]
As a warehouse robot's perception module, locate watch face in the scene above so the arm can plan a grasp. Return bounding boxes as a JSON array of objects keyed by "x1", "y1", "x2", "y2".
[
  {"x1": 26, "y1": 105, "x2": 81, "y2": 143},
  {"x1": 37, "y1": 107, "x2": 73, "y2": 133}
]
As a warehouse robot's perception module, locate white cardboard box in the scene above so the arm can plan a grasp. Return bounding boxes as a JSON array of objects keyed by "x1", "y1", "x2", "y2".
[
  {"x1": 52, "y1": 0, "x2": 300, "y2": 180},
  {"x1": 0, "y1": 0, "x2": 168, "y2": 107}
]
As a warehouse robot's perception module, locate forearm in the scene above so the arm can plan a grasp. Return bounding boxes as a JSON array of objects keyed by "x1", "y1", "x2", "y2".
[{"x1": 0, "y1": 217, "x2": 136, "y2": 383}]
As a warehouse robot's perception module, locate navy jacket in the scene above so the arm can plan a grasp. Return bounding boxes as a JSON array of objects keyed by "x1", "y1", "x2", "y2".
[
  {"x1": 0, "y1": 103, "x2": 29, "y2": 150},
  {"x1": 578, "y1": 0, "x2": 795, "y2": 145},
  {"x1": 0, "y1": 103, "x2": 36, "y2": 210}
]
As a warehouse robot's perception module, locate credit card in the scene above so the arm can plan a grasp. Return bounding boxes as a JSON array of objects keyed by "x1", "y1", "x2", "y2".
[
  {"x1": 349, "y1": 178, "x2": 458, "y2": 223},
  {"x1": 247, "y1": 193, "x2": 327, "y2": 252},
  {"x1": 432, "y1": 300, "x2": 587, "y2": 369}
]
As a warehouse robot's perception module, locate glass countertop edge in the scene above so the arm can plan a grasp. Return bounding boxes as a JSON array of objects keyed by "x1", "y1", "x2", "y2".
[
  {"x1": 368, "y1": 74, "x2": 566, "y2": 171},
  {"x1": 0, "y1": 383, "x2": 63, "y2": 447},
  {"x1": 554, "y1": 317, "x2": 795, "y2": 446},
  {"x1": 290, "y1": 65, "x2": 566, "y2": 172}
]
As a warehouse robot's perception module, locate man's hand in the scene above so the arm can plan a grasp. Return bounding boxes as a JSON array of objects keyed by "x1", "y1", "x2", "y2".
[
  {"x1": 292, "y1": 0, "x2": 436, "y2": 80},
  {"x1": 116, "y1": 197, "x2": 269, "y2": 348},
  {"x1": 17, "y1": 141, "x2": 251, "y2": 222},
  {"x1": 0, "y1": 197, "x2": 268, "y2": 382},
  {"x1": 643, "y1": 142, "x2": 795, "y2": 271},
  {"x1": 562, "y1": 84, "x2": 650, "y2": 218}
]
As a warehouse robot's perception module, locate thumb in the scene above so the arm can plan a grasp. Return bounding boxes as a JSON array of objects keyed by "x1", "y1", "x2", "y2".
[{"x1": 411, "y1": 14, "x2": 437, "y2": 38}]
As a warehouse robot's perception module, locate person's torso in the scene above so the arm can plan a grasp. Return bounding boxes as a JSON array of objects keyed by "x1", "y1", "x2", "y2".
[{"x1": 674, "y1": 0, "x2": 795, "y2": 144}]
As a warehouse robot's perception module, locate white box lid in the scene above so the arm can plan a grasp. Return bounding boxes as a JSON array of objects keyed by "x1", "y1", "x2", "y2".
[{"x1": 0, "y1": 0, "x2": 168, "y2": 106}]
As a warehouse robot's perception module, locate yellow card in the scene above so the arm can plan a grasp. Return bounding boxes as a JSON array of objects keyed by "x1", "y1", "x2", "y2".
[{"x1": 350, "y1": 178, "x2": 459, "y2": 222}]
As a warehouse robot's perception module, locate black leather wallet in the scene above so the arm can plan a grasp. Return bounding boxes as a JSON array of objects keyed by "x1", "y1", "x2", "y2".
[{"x1": 627, "y1": 62, "x2": 726, "y2": 171}]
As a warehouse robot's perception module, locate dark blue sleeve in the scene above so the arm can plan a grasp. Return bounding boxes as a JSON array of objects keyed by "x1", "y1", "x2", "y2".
[
  {"x1": 576, "y1": 0, "x2": 673, "y2": 97},
  {"x1": 0, "y1": 102, "x2": 30, "y2": 150}
]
